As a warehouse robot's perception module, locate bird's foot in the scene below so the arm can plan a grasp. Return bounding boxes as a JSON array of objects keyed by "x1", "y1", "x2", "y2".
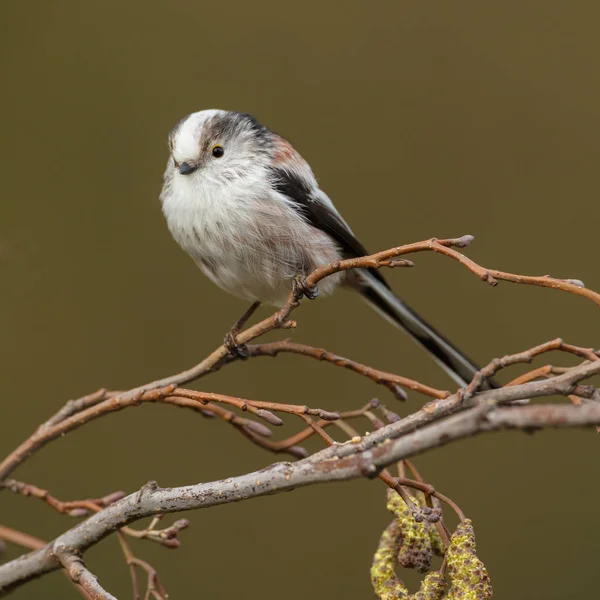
[
  {"x1": 224, "y1": 330, "x2": 249, "y2": 359},
  {"x1": 292, "y1": 276, "x2": 319, "y2": 300},
  {"x1": 223, "y1": 301, "x2": 260, "y2": 358}
]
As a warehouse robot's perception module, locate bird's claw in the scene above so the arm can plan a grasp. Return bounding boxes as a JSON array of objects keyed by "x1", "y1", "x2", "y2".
[
  {"x1": 292, "y1": 276, "x2": 319, "y2": 300},
  {"x1": 224, "y1": 331, "x2": 249, "y2": 359}
]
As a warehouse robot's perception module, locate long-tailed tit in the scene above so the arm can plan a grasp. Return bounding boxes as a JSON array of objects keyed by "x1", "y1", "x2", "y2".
[{"x1": 160, "y1": 109, "x2": 483, "y2": 386}]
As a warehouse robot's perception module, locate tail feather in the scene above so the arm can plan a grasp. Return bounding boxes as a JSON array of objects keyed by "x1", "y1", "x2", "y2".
[{"x1": 358, "y1": 272, "x2": 489, "y2": 388}]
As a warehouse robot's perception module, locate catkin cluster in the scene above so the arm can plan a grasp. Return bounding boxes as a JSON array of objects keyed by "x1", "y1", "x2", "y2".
[{"x1": 371, "y1": 490, "x2": 492, "y2": 599}]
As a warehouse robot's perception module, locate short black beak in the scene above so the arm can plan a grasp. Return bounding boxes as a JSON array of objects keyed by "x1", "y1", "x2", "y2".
[{"x1": 179, "y1": 162, "x2": 198, "y2": 175}]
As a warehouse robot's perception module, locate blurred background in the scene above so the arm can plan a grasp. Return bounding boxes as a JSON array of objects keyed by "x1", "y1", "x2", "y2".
[{"x1": 1, "y1": 1, "x2": 599, "y2": 598}]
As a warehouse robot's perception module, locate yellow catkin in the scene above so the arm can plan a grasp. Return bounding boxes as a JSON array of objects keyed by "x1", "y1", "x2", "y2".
[
  {"x1": 371, "y1": 520, "x2": 409, "y2": 599},
  {"x1": 446, "y1": 520, "x2": 493, "y2": 599},
  {"x1": 371, "y1": 518, "x2": 448, "y2": 599},
  {"x1": 412, "y1": 571, "x2": 447, "y2": 600}
]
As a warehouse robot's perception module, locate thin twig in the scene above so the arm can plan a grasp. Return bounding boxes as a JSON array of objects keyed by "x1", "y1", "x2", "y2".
[
  {"x1": 117, "y1": 532, "x2": 168, "y2": 600},
  {"x1": 0, "y1": 525, "x2": 45, "y2": 551},
  {"x1": 245, "y1": 340, "x2": 449, "y2": 400}
]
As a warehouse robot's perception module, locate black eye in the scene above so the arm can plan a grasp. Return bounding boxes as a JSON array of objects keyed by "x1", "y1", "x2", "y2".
[{"x1": 211, "y1": 144, "x2": 224, "y2": 158}]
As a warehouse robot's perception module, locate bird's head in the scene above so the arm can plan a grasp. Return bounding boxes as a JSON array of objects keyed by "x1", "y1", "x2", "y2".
[{"x1": 167, "y1": 109, "x2": 273, "y2": 184}]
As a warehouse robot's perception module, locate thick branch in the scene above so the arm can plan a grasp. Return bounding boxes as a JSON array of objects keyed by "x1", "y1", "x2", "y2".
[{"x1": 1, "y1": 365, "x2": 598, "y2": 594}]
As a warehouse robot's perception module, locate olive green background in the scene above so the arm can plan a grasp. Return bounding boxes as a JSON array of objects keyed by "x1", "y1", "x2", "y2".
[{"x1": 1, "y1": 1, "x2": 598, "y2": 598}]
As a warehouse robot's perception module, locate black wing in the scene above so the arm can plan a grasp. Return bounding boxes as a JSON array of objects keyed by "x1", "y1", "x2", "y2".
[{"x1": 270, "y1": 166, "x2": 391, "y2": 289}]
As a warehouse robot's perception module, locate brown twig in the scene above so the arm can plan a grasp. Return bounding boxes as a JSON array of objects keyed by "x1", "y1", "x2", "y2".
[
  {"x1": 40, "y1": 389, "x2": 113, "y2": 429},
  {"x1": 230, "y1": 399, "x2": 381, "y2": 457},
  {"x1": 1, "y1": 480, "x2": 125, "y2": 517},
  {"x1": 117, "y1": 533, "x2": 168, "y2": 600},
  {"x1": 395, "y1": 477, "x2": 466, "y2": 522},
  {"x1": 463, "y1": 338, "x2": 599, "y2": 400},
  {"x1": 167, "y1": 388, "x2": 340, "y2": 424},
  {"x1": 0, "y1": 385, "x2": 342, "y2": 482},
  {"x1": 245, "y1": 340, "x2": 449, "y2": 400},
  {"x1": 0, "y1": 524, "x2": 45, "y2": 551},
  {"x1": 300, "y1": 235, "x2": 600, "y2": 306}
]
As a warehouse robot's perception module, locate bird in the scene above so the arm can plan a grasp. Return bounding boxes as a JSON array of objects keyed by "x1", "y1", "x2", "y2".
[{"x1": 160, "y1": 109, "x2": 484, "y2": 387}]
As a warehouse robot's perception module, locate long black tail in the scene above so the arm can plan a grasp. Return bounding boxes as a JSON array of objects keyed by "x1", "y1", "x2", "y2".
[{"x1": 357, "y1": 271, "x2": 486, "y2": 388}]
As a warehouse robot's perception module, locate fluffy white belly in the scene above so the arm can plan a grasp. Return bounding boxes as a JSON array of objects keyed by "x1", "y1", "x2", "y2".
[{"x1": 161, "y1": 177, "x2": 343, "y2": 306}]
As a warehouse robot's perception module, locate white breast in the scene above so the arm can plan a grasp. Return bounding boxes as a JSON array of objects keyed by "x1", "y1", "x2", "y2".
[{"x1": 161, "y1": 164, "x2": 343, "y2": 306}]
